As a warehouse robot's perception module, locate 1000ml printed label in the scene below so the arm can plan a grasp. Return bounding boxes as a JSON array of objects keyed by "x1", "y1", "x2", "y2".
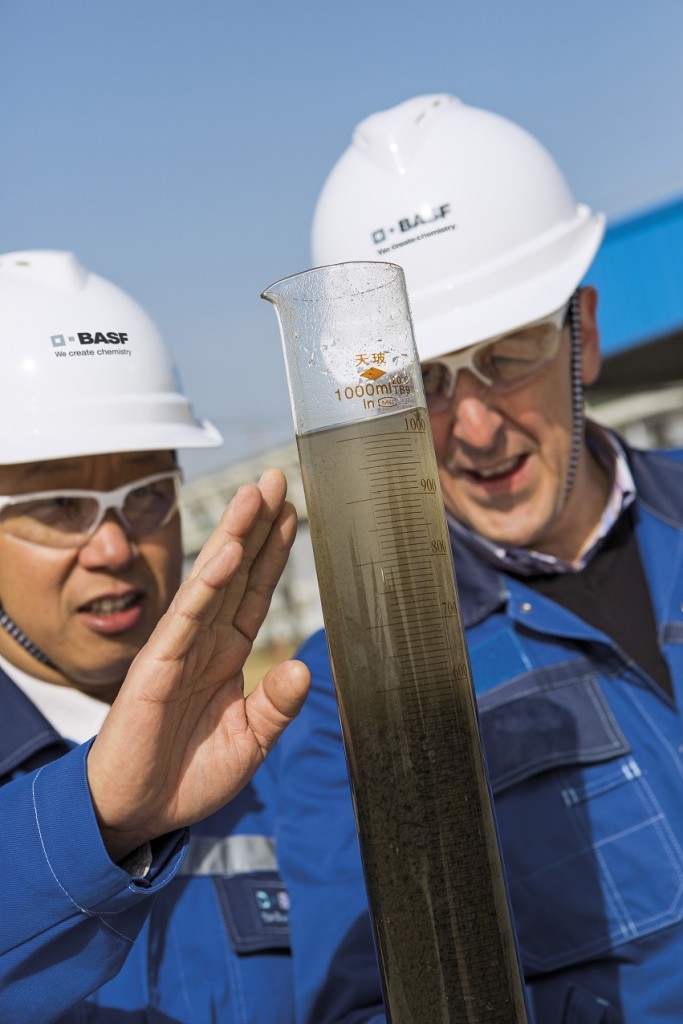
[{"x1": 297, "y1": 407, "x2": 527, "y2": 1024}]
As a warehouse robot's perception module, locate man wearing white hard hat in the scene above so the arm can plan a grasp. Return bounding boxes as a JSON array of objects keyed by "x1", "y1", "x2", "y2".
[
  {"x1": 0, "y1": 250, "x2": 309, "y2": 1021},
  {"x1": 273, "y1": 95, "x2": 683, "y2": 1023}
]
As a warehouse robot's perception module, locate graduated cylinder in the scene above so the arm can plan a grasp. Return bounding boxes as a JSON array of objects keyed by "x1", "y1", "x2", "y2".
[{"x1": 262, "y1": 261, "x2": 528, "y2": 1023}]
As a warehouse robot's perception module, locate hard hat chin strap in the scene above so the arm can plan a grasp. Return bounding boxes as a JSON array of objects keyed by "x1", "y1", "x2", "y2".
[
  {"x1": 0, "y1": 603, "x2": 57, "y2": 670},
  {"x1": 565, "y1": 289, "x2": 585, "y2": 500}
]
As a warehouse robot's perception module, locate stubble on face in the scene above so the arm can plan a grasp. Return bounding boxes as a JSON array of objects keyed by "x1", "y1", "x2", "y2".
[{"x1": 429, "y1": 332, "x2": 608, "y2": 562}]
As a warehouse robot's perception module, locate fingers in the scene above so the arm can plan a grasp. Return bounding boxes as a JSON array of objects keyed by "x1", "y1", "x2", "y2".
[
  {"x1": 221, "y1": 499, "x2": 298, "y2": 642},
  {"x1": 141, "y1": 468, "x2": 295, "y2": 665},
  {"x1": 189, "y1": 468, "x2": 288, "y2": 582},
  {"x1": 245, "y1": 659, "x2": 311, "y2": 756},
  {"x1": 146, "y1": 539, "x2": 246, "y2": 663}
]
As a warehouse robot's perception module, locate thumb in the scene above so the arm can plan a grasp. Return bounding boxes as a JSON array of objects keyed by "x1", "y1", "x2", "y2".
[{"x1": 245, "y1": 659, "x2": 311, "y2": 756}]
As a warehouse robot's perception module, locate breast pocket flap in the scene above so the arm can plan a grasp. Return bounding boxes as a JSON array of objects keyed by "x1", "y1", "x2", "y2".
[
  {"x1": 478, "y1": 661, "x2": 630, "y2": 794},
  {"x1": 214, "y1": 871, "x2": 291, "y2": 954}
]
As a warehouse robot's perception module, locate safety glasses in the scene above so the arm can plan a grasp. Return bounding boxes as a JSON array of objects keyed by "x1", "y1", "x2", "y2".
[
  {"x1": 0, "y1": 470, "x2": 182, "y2": 549},
  {"x1": 421, "y1": 303, "x2": 570, "y2": 412}
]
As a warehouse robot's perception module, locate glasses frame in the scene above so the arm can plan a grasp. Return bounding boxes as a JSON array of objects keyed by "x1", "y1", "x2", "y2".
[
  {"x1": 0, "y1": 469, "x2": 183, "y2": 549},
  {"x1": 421, "y1": 302, "x2": 571, "y2": 410}
]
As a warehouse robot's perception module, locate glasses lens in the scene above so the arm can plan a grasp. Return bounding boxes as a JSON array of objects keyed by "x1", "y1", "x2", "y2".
[
  {"x1": 421, "y1": 315, "x2": 566, "y2": 409},
  {"x1": 0, "y1": 496, "x2": 99, "y2": 548},
  {"x1": 421, "y1": 362, "x2": 454, "y2": 411},
  {"x1": 122, "y1": 475, "x2": 179, "y2": 536},
  {"x1": 473, "y1": 322, "x2": 563, "y2": 388}
]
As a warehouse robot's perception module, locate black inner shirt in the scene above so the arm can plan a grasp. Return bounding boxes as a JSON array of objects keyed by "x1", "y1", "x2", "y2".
[{"x1": 521, "y1": 507, "x2": 673, "y2": 699}]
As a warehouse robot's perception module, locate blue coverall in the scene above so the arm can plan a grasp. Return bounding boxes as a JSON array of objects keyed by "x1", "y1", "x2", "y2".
[
  {"x1": 0, "y1": 671, "x2": 295, "y2": 1023},
  {"x1": 273, "y1": 442, "x2": 683, "y2": 1024}
]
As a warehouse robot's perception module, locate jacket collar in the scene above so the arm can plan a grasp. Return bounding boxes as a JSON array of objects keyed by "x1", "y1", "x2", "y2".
[
  {"x1": 0, "y1": 666, "x2": 68, "y2": 777},
  {"x1": 627, "y1": 445, "x2": 683, "y2": 526},
  {"x1": 448, "y1": 440, "x2": 683, "y2": 629},
  {"x1": 448, "y1": 524, "x2": 508, "y2": 629}
]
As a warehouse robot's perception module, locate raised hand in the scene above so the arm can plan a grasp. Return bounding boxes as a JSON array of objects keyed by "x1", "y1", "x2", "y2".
[{"x1": 86, "y1": 468, "x2": 310, "y2": 862}]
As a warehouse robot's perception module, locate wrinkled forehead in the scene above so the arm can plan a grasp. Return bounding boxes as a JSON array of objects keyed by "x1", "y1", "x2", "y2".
[{"x1": 0, "y1": 450, "x2": 176, "y2": 494}]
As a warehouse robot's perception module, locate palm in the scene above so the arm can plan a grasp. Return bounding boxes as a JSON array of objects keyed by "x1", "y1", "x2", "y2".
[{"x1": 86, "y1": 469, "x2": 310, "y2": 862}]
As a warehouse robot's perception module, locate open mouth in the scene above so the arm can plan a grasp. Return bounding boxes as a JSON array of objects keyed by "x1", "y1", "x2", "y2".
[
  {"x1": 466, "y1": 454, "x2": 527, "y2": 482},
  {"x1": 78, "y1": 591, "x2": 142, "y2": 616}
]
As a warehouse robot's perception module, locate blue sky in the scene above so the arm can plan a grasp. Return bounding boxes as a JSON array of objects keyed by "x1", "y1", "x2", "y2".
[{"x1": 3, "y1": 0, "x2": 683, "y2": 478}]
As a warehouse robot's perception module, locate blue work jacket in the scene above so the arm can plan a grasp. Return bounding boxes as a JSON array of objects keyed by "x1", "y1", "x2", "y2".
[
  {"x1": 0, "y1": 671, "x2": 295, "y2": 1023},
  {"x1": 273, "y1": 442, "x2": 683, "y2": 1024}
]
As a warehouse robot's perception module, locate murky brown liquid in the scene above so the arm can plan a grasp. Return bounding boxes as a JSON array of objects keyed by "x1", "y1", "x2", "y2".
[{"x1": 298, "y1": 408, "x2": 528, "y2": 1023}]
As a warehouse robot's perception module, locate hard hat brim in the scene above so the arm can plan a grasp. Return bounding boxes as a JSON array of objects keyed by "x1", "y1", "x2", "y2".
[
  {"x1": 0, "y1": 395, "x2": 223, "y2": 465},
  {"x1": 411, "y1": 209, "x2": 606, "y2": 361}
]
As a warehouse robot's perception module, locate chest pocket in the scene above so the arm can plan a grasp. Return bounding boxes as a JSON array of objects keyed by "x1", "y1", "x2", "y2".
[
  {"x1": 180, "y1": 832, "x2": 292, "y2": 955},
  {"x1": 214, "y1": 870, "x2": 291, "y2": 954},
  {"x1": 477, "y1": 658, "x2": 683, "y2": 973}
]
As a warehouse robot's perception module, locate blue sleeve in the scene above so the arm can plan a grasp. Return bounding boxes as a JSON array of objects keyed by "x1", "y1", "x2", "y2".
[
  {"x1": 274, "y1": 629, "x2": 387, "y2": 1024},
  {"x1": 0, "y1": 741, "x2": 187, "y2": 1023}
]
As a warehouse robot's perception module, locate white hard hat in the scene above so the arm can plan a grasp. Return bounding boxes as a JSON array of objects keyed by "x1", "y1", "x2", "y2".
[
  {"x1": 0, "y1": 250, "x2": 222, "y2": 464},
  {"x1": 312, "y1": 94, "x2": 606, "y2": 361}
]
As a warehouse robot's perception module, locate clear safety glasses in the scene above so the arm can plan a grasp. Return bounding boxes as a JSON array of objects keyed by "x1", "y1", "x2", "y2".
[
  {"x1": 0, "y1": 470, "x2": 182, "y2": 549},
  {"x1": 420, "y1": 303, "x2": 571, "y2": 412}
]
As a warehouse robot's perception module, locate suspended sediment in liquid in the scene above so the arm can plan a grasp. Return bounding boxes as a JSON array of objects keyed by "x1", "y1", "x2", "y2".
[{"x1": 297, "y1": 407, "x2": 527, "y2": 1023}]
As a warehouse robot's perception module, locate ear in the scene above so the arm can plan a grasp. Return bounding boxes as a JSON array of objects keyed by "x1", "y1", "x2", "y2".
[{"x1": 578, "y1": 286, "x2": 601, "y2": 386}]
